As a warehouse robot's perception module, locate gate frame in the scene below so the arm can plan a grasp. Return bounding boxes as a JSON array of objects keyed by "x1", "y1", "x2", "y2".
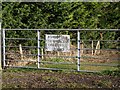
[{"x1": 2, "y1": 29, "x2": 120, "y2": 72}]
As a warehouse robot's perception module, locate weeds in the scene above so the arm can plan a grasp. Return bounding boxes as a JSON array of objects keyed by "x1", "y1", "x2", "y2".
[{"x1": 101, "y1": 69, "x2": 120, "y2": 76}]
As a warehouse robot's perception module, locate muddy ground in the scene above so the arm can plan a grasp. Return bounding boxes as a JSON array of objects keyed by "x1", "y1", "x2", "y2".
[{"x1": 2, "y1": 69, "x2": 120, "y2": 89}]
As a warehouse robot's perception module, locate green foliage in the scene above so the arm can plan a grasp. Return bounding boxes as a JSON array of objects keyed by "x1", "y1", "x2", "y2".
[
  {"x1": 2, "y1": 2, "x2": 119, "y2": 29},
  {"x1": 2, "y1": 2, "x2": 120, "y2": 49},
  {"x1": 101, "y1": 69, "x2": 120, "y2": 76}
]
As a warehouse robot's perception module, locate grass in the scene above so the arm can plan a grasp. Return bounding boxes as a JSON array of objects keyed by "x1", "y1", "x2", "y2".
[
  {"x1": 80, "y1": 61, "x2": 119, "y2": 71},
  {"x1": 7, "y1": 57, "x2": 119, "y2": 73},
  {"x1": 3, "y1": 67, "x2": 120, "y2": 77},
  {"x1": 2, "y1": 52, "x2": 120, "y2": 88},
  {"x1": 40, "y1": 63, "x2": 118, "y2": 72},
  {"x1": 25, "y1": 57, "x2": 119, "y2": 72}
]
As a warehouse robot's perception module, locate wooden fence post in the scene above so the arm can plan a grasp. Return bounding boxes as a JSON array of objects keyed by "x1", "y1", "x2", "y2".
[
  {"x1": 92, "y1": 40, "x2": 94, "y2": 55},
  {"x1": 19, "y1": 44, "x2": 23, "y2": 60},
  {"x1": 41, "y1": 48, "x2": 44, "y2": 59},
  {"x1": 94, "y1": 40, "x2": 100, "y2": 55},
  {"x1": 81, "y1": 41, "x2": 84, "y2": 55}
]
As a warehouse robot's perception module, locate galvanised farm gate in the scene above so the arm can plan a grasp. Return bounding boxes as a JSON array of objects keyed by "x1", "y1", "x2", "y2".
[{"x1": 2, "y1": 29, "x2": 120, "y2": 72}]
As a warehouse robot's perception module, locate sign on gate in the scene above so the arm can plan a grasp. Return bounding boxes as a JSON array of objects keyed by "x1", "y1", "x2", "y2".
[{"x1": 45, "y1": 34, "x2": 70, "y2": 52}]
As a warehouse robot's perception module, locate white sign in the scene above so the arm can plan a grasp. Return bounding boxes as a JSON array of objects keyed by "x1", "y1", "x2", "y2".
[{"x1": 45, "y1": 34, "x2": 70, "y2": 52}]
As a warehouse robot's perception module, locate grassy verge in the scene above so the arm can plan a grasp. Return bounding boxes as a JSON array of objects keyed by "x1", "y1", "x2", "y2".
[
  {"x1": 3, "y1": 66, "x2": 120, "y2": 77},
  {"x1": 6, "y1": 57, "x2": 119, "y2": 74},
  {"x1": 26, "y1": 58, "x2": 119, "y2": 72}
]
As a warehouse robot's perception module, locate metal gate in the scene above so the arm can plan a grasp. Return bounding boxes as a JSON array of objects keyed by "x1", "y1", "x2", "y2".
[{"x1": 2, "y1": 29, "x2": 120, "y2": 72}]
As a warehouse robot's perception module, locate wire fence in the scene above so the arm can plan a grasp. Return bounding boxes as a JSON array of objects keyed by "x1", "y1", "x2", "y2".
[{"x1": 2, "y1": 29, "x2": 120, "y2": 72}]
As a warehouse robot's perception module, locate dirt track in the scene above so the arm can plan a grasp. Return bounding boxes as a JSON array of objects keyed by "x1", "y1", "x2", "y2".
[{"x1": 2, "y1": 69, "x2": 120, "y2": 88}]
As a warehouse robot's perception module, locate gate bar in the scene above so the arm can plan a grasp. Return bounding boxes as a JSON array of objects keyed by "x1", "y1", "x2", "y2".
[
  {"x1": 37, "y1": 30, "x2": 40, "y2": 68},
  {"x1": 77, "y1": 31, "x2": 80, "y2": 71},
  {"x1": 3, "y1": 29, "x2": 120, "y2": 31},
  {"x1": 5, "y1": 38, "x2": 36, "y2": 40},
  {"x1": 3, "y1": 29, "x2": 5, "y2": 67}
]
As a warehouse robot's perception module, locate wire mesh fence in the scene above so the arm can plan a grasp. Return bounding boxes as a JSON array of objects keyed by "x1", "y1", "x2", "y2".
[{"x1": 2, "y1": 29, "x2": 120, "y2": 72}]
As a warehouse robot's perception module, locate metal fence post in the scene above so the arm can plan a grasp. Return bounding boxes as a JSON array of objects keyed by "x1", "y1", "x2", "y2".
[
  {"x1": 0, "y1": 22, "x2": 2, "y2": 70},
  {"x1": 3, "y1": 29, "x2": 6, "y2": 67},
  {"x1": 0, "y1": 22, "x2": 2, "y2": 90},
  {"x1": 37, "y1": 30, "x2": 40, "y2": 68},
  {"x1": 77, "y1": 30, "x2": 80, "y2": 71}
]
